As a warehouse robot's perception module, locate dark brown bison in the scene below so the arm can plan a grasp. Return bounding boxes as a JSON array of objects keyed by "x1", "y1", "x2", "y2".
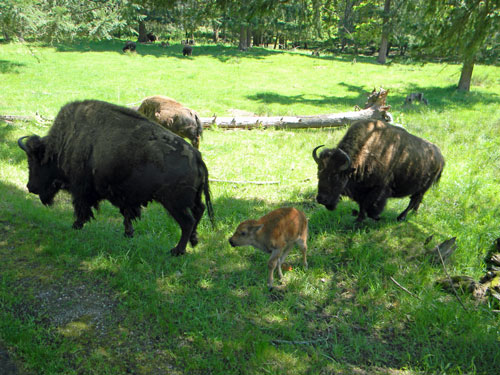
[
  {"x1": 122, "y1": 41, "x2": 136, "y2": 52},
  {"x1": 137, "y1": 95, "x2": 203, "y2": 149},
  {"x1": 313, "y1": 120, "x2": 444, "y2": 222},
  {"x1": 146, "y1": 32, "x2": 158, "y2": 42},
  {"x1": 18, "y1": 100, "x2": 214, "y2": 256},
  {"x1": 182, "y1": 45, "x2": 193, "y2": 56}
]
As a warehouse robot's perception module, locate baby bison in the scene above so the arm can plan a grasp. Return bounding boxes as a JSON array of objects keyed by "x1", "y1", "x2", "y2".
[{"x1": 229, "y1": 207, "x2": 308, "y2": 289}]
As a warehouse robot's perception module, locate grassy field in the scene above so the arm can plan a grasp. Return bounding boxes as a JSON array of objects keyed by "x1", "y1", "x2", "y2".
[{"x1": 1, "y1": 40, "x2": 499, "y2": 374}]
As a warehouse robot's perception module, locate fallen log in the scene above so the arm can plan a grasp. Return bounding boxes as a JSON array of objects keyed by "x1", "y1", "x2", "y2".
[
  {"x1": 0, "y1": 114, "x2": 51, "y2": 123},
  {"x1": 200, "y1": 88, "x2": 392, "y2": 129}
]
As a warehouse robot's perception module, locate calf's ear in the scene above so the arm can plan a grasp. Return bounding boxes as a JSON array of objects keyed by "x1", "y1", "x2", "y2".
[{"x1": 250, "y1": 224, "x2": 264, "y2": 233}]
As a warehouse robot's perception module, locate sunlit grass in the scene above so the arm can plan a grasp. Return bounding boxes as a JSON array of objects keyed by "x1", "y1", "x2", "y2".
[{"x1": 0, "y1": 40, "x2": 499, "y2": 375}]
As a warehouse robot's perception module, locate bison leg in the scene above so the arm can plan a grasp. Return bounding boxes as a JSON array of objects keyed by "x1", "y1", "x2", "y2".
[
  {"x1": 359, "y1": 187, "x2": 391, "y2": 222},
  {"x1": 189, "y1": 200, "x2": 205, "y2": 247},
  {"x1": 267, "y1": 248, "x2": 282, "y2": 289},
  {"x1": 72, "y1": 198, "x2": 95, "y2": 230},
  {"x1": 277, "y1": 244, "x2": 293, "y2": 280},
  {"x1": 119, "y1": 206, "x2": 142, "y2": 237},
  {"x1": 296, "y1": 237, "x2": 308, "y2": 269},
  {"x1": 397, "y1": 193, "x2": 423, "y2": 222},
  {"x1": 163, "y1": 205, "x2": 195, "y2": 256}
]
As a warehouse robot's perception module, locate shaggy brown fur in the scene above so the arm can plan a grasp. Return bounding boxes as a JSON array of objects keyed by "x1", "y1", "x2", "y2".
[
  {"x1": 137, "y1": 95, "x2": 203, "y2": 149},
  {"x1": 313, "y1": 120, "x2": 444, "y2": 222},
  {"x1": 18, "y1": 100, "x2": 214, "y2": 256}
]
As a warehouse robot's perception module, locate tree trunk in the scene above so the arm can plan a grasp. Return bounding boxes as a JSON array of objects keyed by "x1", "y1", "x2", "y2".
[
  {"x1": 273, "y1": 34, "x2": 279, "y2": 49},
  {"x1": 2, "y1": 27, "x2": 10, "y2": 42},
  {"x1": 246, "y1": 27, "x2": 252, "y2": 48},
  {"x1": 377, "y1": 0, "x2": 391, "y2": 64},
  {"x1": 458, "y1": 55, "x2": 475, "y2": 92},
  {"x1": 213, "y1": 25, "x2": 219, "y2": 43},
  {"x1": 254, "y1": 30, "x2": 262, "y2": 46},
  {"x1": 238, "y1": 25, "x2": 247, "y2": 50},
  {"x1": 138, "y1": 21, "x2": 148, "y2": 42}
]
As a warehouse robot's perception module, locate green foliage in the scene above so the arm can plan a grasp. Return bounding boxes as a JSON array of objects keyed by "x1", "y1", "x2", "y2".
[{"x1": 0, "y1": 41, "x2": 500, "y2": 375}]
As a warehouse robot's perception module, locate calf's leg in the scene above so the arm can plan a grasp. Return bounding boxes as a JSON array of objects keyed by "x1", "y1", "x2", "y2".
[{"x1": 267, "y1": 248, "x2": 282, "y2": 289}]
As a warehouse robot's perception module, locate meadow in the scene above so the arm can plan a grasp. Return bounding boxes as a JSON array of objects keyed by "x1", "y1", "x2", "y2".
[{"x1": 0, "y1": 40, "x2": 499, "y2": 374}]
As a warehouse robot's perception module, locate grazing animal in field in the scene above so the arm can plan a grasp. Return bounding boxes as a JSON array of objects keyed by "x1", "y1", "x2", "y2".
[
  {"x1": 137, "y1": 95, "x2": 203, "y2": 149},
  {"x1": 122, "y1": 41, "x2": 136, "y2": 52},
  {"x1": 182, "y1": 45, "x2": 193, "y2": 56},
  {"x1": 18, "y1": 100, "x2": 214, "y2": 256},
  {"x1": 229, "y1": 207, "x2": 308, "y2": 289},
  {"x1": 313, "y1": 120, "x2": 444, "y2": 222},
  {"x1": 147, "y1": 32, "x2": 158, "y2": 42},
  {"x1": 405, "y1": 92, "x2": 429, "y2": 105}
]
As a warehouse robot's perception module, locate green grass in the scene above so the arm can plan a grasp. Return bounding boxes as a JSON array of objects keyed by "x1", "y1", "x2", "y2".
[{"x1": 0, "y1": 40, "x2": 499, "y2": 374}]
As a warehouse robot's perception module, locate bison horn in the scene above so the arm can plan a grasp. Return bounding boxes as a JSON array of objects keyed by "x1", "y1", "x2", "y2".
[
  {"x1": 338, "y1": 149, "x2": 351, "y2": 171},
  {"x1": 17, "y1": 136, "x2": 29, "y2": 152},
  {"x1": 312, "y1": 145, "x2": 324, "y2": 164}
]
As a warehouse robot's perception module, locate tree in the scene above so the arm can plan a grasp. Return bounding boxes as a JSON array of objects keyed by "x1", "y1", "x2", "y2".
[
  {"x1": 376, "y1": 0, "x2": 390, "y2": 63},
  {"x1": 421, "y1": 0, "x2": 499, "y2": 91}
]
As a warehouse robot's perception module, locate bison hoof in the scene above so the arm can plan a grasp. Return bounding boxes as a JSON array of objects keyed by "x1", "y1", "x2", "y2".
[
  {"x1": 72, "y1": 221, "x2": 83, "y2": 230},
  {"x1": 170, "y1": 247, "x2": 186, "y2": 256},
  {"x1": 189, "y1": 233, "x2": 199, "y2": 247},
  {"x1": 124, "y1": 230, "x2": 134, "y2": 238},
  {"x1": 355, "y1": 216, "x2": 365, "y2": 223},
  {"x1": 396, "y1": 215, "x2": 407, "y2": 222}
]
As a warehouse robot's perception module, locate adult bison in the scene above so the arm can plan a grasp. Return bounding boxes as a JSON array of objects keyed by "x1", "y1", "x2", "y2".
[
  {"x1": 18, "y1": 100, "x2": 214, "y2": 256},
  {"x1": 313, "y1": 120, "x2": 444, "y2": 222},
  {"x1": 137, "y1": 95, "x2": 203, "y2": 149}
]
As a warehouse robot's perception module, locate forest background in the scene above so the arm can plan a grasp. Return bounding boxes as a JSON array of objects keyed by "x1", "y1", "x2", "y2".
[{"x1": 1, "y1": 0, "x2": 498, "y2": 91}]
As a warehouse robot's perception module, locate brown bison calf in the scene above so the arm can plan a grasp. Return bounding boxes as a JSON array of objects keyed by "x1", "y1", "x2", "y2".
[
  {"x1": 137, "y1": 95, "x2": 203, "y2": 149},
  {"x1": 229, "y1": 207, "x2": 308, "y2": 289}
]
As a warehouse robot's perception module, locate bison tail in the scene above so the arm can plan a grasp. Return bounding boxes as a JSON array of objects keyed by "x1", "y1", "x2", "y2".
[
  {"x1": 200, "y1": 159, "x2": 215, "y2": 227},
  {"x1": 195, "y1": 113, "x2": 203, "y2": 139}
]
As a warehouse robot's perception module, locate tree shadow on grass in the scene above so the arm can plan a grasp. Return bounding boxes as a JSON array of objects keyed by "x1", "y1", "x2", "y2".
[
  {"x1": 247, "y1": 82, "x2": 500, "y2": 113},
  {"x1": 51, "y1": 39, "x2": 286, "y2": 62},
  {"x1": 0, "y1": 60, "x2": 25, "y2": 74},
  {"x1": 0, "y1": 121, "x2": 32, "y2": 166}
]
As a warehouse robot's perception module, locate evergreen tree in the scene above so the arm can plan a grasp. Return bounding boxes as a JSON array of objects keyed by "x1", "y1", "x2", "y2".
[{"x1": 421, "y1": 0, "x2": 499, "y2": 91}]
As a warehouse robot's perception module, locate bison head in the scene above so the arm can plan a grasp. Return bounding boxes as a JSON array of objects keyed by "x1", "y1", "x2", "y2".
[
  {"x1": 18, "y1": 135, "x2": 64, "y2": 206},
  {"x1": 313, "y1": 145, "x2": 353, "y2": 210}
]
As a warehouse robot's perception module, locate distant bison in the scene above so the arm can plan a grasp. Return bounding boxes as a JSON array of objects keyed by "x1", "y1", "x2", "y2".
[
  {"x1": 182, "y1": 45, "x2": 193, "y2": 56},
  {"x1": 147, "y1": 32, "x2": 158, "y2": 42},
  {"x1": 229, "y1": 207, "x2": 308, "y2": 289},
  {"x1": 18, "y1": 100, "x2": 214, "y2": 256},
  {"x1": 137, "y1": 95, "x2": 203, "y2": 149},
  {"x1": 313, "y1": 120, "x2": 444, "y2": 222},
  {"x1": 122, "y1": 41, "x2": 136, "y2": 52}
]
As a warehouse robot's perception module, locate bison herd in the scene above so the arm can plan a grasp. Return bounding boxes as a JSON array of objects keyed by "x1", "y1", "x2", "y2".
[{"x1": 18, "y1": 98, "x2": 444, "y2": 288}]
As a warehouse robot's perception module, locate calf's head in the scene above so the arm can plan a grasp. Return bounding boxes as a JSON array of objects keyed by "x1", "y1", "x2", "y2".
[
  {"x1": 18, "y1": 136, "x2": 63, "y2": 206},
  {"x1": 229, "y1": 220, "x2": 263, "y2": 248},
  {"x1": 313, "y1": 145, "x2": 353, "y2": 210}
]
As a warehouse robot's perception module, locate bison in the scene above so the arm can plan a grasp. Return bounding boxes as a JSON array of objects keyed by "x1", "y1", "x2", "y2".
[
  {"x1": 313, "y1": 120, "x2": 444, "y2": 222},
  {"x1": 229, "y1": 207, "x2": 308, "y2": 289},
  {"x1": 18, "y1": 100, "x2": 214, "y2": 256},
  {"x1": 137, "y1": 95, "x2": 203, "y2": 149},
  {"x1": 122, "y1": 41, "x2": 136, "y2": 52},
  {"x1": 182, "y1": 45, "x2": 193, "y2": 56},
  {"x1": 146, "y1": 32, "x2": 158, "y2": 42}
]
